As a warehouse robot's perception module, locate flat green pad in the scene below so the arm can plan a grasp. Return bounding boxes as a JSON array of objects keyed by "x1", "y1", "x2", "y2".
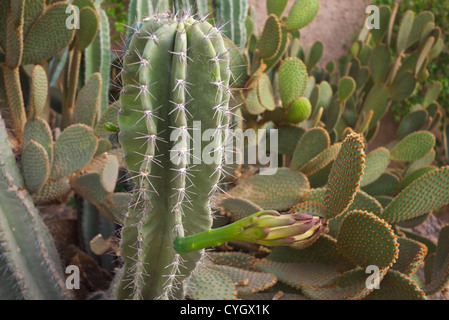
[
  {"x1": 392, "y1": 237, "x2": 427, "y2": 275},
  {"x1": 258, "y1": 14, "x2": 282, "y2": 60},
  {"x1": 360, "y1": 147, "x2": 390, "y2": 187},
  {"x1": 290, "y1": 127, "x2": 330, "y2": 171},
  {"x1": 22, "y1": 2, "x2": 75, "y2": 64},
  {"x1": 423, "y1": 226, "x2": 449, "y2": 296},
  {"x1": 337, "y1": 76, "x2": 356, "y2": 103},
  {"x1": 324, "y1": 133, "x2": 365, "y2": 220},
  {"x1": 390, "y1": 131, "x2": 435, "y2": 162},
  {"x1": 226, "y1": 168, "x2": 310, "y2": 211},
  {"x1": 337, "y1": 210, "x2": 399, "y2": 269},
  {"x1": 300, "y1": 143, "x2": 341, "y2": 177},
  {"x1": 286, "y1": 0, "x2": 320, "y2": 31},
  {"x1": 207, "y1": 252, "x2": 257, "y2": 270},
  {"x1": 51, "y1": 124, "x2": 97, "y2": 179},
  {"x1": 210, "y1": 265, "x2": 277, "y2": 296},
  {"x1": 22, "y1": 140, "x2": 50, "y2": 194},
  {"x1": 366, "y1": 269, "x2": 426, "y2": 300},
  {"x1": 73, "y1": 72, "x2": 102, "y2": 127},
  {"x1": 186, "y1": 267, "x2": 238, "y2": 300},
  {"x1": 381, "y1": 166, "x2": 449, "y2": 223},
  {"x1": 220, "y1": 197, "x2": 263, "y2": 222}
]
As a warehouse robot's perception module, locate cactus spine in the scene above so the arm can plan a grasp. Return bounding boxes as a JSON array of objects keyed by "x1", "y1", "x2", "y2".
[{"x1": 115, "y1": 12, "x2": 231, "y2": 300}]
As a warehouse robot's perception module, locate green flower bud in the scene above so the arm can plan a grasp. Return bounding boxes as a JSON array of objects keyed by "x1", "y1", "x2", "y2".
[{"x1": 173, "y1": 210, "x2": 327, "y2": 254}]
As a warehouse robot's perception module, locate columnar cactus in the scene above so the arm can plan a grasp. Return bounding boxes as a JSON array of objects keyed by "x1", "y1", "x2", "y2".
[{"x1": 114, "y1": 12, "x2": 232, "y2": 300}]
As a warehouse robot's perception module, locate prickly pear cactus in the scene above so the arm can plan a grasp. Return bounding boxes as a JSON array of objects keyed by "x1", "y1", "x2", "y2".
[{"x1": 114, "y1": 12, "x2": 232, "y2": 300}]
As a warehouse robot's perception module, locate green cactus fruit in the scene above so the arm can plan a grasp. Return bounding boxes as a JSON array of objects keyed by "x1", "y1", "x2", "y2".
[
  {"x1": 286, "y1": 97, "x2": 312, "y2": 124},
  {"x1": 279, "y1": 57, "x2": 309, "y2": 109},
  {"x1": 286, "y1": 0, "x2": 320, "y2": 31},
  {"x1": 115, "y1": 13, "x2": 232, "y2": 300},
  {"x1": 324, "y1": 133, "x2": 366, "y2": 220},
  {"x1": 381, "y1": 166, "x2": 449, "y2": 223}
]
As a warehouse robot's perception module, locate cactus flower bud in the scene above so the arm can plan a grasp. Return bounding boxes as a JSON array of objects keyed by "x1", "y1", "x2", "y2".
[{"x1": 173, "y1": 210, "x2": 327, "y2": 254}]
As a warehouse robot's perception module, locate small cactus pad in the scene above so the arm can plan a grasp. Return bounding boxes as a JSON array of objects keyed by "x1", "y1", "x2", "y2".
[
  {"x1": 324, "y1": 133, "x2": 366, "y2": 220},
  {"x1": 279, "y1": 57, "x2": 309, "y2": 108},
  {"x1": 258, "y1": 14, "x2": 282, "y2": 60},
  {"x1": 50, "y1": 124, "x2": 97, "y2": 179},
  {"x1": 381, "y1": 166, "x2": 449, "y2": 223},
  {"x1": 21, "y1": 140, "x2": 50, "y2": 194},
  {"x1": 286, "y1": 0, "x2": 321, "y2": 31},
  {"x1": 336, "y1": 210, "x2": 399, "y2": 269}
]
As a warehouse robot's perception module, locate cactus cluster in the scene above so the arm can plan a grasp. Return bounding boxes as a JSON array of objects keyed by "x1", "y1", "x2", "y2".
[
  {"x1": 0, "y1": 0, "x2": 126, "y2": 299},
  {"x1": 212, "y1": 131, "x2": 449, "y2": 300}
]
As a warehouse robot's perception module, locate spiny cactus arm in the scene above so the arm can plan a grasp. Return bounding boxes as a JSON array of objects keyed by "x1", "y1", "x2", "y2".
[
  {"x1": 115, "y1": 15, "x2": 232, "y2": 300},
  {"x1": 0, "y1": 114, "x2": 70, "y2": 300},
  {"x1": 214, "y1": 0, "x2": 249, "y2": 49}
]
